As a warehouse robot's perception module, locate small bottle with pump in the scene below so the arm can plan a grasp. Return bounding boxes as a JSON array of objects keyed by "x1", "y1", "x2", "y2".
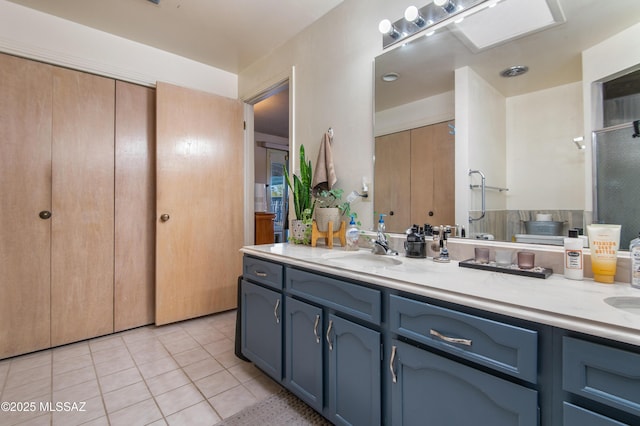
[
  {"x1": 630, "y1": 232, "x2": 640, "y2": 289},
  {"x1": 377, "y1": 214, "x2": 386, "y2": 234},
  {"x1": 564, "y1": 229, "x2": 583, "y2": 280},
  {"x1": 345, "y1": 215, "x2": 360, "y2": 251}
]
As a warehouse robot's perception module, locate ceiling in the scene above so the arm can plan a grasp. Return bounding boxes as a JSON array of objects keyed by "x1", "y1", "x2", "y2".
[
  {"x1": 375, "y1": 0, "x2": 640, "y2": 111},
  {"x1": 7, "y1": 0, "x2": 343, "y2": 75}
]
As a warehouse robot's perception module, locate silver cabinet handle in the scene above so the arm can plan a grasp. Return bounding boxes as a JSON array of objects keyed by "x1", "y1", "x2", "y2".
[
  {"x1": 430, "y1": 329, "x2": 472, "y2": 346},
  {"x1": 326, "y1": 320, "x2": 333, "y2": 351},
  {"x1": 255, "y1": 271, "x2": 267, "y2": 277},
  {"x1": 274, "y1": 299, "x2": 280, "y2": 324},
  {"x1": 313, "y1": 315, "x2": 321, "y2": 344},
  {"x1": 390, "y1": 345, "x2": 398, "y2": 384}
]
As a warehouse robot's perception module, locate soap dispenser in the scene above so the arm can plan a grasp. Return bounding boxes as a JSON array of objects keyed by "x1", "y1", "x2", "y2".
[
  {"x1": 345, "y1": 215, "x2": 360, "y2": 251},
  {"x1": 377, "y1": 214, "x2": 386, "y2": 234}
]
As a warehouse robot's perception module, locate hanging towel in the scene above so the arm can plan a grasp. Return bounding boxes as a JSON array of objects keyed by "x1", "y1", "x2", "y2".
[{"x1": 312, "y1": 131, "x2": 337, "y2": 193}]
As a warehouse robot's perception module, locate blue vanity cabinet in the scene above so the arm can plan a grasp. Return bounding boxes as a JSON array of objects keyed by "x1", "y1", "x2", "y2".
[
  {"x1": 240, "y1": 257, "x2": 284, "y2": 381},
  {"x1": 389, "y1": 339, "x2": 538, "y2": 426},
  {"x1": 285, "y1": 267, "x2": 382, "y2": 426}
]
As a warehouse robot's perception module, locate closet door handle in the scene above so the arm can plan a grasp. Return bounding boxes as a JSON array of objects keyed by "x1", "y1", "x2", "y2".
[
  {"x1": 274, "y1": 299, "x2": 280, "y2": 324},
  {"x1": 326, "y1": 320, "x2": 333, "y2": 351},
  {"x1": 313, "y1": 315, "x2": 321, "y2": 344},
  {"x1": 39, "y1": 211, "x2": 52, "y2": 220},
  {"x1": 160, "y1": 214, "x2": 170, "y2": 222},
  {"x1": 390, "y1": 345, "x2": 398, "y2": 384}
]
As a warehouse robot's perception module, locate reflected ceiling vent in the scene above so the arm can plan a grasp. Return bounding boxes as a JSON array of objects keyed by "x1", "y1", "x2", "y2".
[
  {"x1": 451, "y1": 0, "x2": 566, "y2": 52},
  {"x1": 381, "y1": 72, "x2": 400, "y2": 82},
  {"x1": 500, "y1": 65, "x2": 529, "y2": 77}
]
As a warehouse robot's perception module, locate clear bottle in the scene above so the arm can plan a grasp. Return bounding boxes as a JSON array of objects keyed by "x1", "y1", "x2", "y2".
[
  {"x1": 377, "y1": 214, "x2": 386, "y2": 234},
  {"x1": 630, "y1": 232, "x2": 640, "y2": 289},
  {"x1": 345, "y1": 215, "x2": 360, "y2": 251},
  {"x1": 564, "y1": 229, "x2": 583, "y2": 280}
]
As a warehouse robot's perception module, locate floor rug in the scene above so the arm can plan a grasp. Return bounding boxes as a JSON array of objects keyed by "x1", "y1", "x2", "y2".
[{"x1": 215, "y1": 388, "x2": 333, "y2": 426}]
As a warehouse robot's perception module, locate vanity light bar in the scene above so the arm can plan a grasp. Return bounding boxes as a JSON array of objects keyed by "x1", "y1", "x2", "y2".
[{"x1": 379, "y1": 0, "x2": 494, "y2": 49}]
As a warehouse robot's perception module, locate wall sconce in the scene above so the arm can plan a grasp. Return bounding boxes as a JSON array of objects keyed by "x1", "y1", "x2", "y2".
[{"x1": 379, "y1": 0, "x2": 495, "y2": 49}]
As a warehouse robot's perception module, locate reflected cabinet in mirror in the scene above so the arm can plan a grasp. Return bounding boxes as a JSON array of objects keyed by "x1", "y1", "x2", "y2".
[{"x1": 374, "y1": 0, "x2": 640, "y2": 248}]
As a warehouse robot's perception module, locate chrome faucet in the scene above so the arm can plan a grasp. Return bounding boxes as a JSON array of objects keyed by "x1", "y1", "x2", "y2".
[{"x1": 372, "y1": 231, "x2": 398, "y2": 255}]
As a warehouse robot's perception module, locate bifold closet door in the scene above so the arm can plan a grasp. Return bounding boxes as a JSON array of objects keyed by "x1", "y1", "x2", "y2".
[
  {"x1": 155, "y1": 82, "x2": 243, "y2": 325},
  {"x1": 0, "y1": 54, "x2": 53, "y2": 359},
  {"x1": 374, "y1": 130, "x2": 411, "y2": 232},
  {"x1": 114, "y1": 81, "x2": 156, "y2": 332},
  {"x1": 50, "y1": 67, "x2": 115, "y2": 346}
]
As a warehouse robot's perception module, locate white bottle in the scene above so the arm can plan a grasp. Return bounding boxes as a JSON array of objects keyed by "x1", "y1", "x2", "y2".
[
  {"x1": 564, "y1": 229, "x2": 583, "y2": 280},
  {"x1": 630, "y1": 232, "x2": 640, "y2": 289},
  {"x1": 345, "y1": 215, "x2": 360, "y2": 251}
]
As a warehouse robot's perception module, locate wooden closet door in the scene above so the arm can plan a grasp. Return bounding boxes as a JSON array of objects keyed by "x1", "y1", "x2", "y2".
[
  {"x1": 114, "y1": 81, "x2": 156, "y2": 332},
  {"x1": 156, "y1": 82, "x2": 243, "y2": 325},
  {"x1": 0, "y1": 54, "x2": 52, "y2": 359},
  {"x1": 374, "y1": 131, "x2": 411, "y2": 233},
  {"x1": 51, "y1": 67, "x2": 115, "y2": 346}
]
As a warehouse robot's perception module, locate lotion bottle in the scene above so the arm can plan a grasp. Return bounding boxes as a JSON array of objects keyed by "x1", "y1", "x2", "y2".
[
  {"x1": 345, "y1": 215, "x2": 360, "y2": 251},
  {"x1": 630, "y1": 232, "x2": 640, "y2": 289},
  {"x1": 564, "y1": 229, "x2": 583, "y2": 280}
]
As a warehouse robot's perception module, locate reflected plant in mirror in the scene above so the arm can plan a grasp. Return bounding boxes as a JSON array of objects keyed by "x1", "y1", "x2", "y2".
[{"x1": 373, "y1": 0, "x2": 640, "y2": 249}]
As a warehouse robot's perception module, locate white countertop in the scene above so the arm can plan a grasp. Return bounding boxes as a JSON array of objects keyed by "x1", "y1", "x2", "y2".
[{"x1": 241, "y1": 243, "x2": 640, "y2": 347}]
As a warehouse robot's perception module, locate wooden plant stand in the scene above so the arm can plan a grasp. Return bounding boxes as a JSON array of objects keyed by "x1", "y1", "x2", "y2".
[{"x1": 311, "y1": 220, "x2": 346, "y2": 248}]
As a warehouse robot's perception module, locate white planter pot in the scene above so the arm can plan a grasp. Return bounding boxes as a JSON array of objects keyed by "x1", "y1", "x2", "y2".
[{"x1": 315, "y1": 207, "x2": 342, "y2": 232}]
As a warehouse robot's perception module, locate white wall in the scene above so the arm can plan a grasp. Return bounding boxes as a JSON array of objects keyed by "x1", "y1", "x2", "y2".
[
  {"x1": 374, "y1": 91, "x2": 455, "y2": 137},
  {"x1": 506, "y1": 82, "x2": 584, "y2": 210},
  {"x1": 0, "y1": 0, "x2": 236, "y2": 97}
]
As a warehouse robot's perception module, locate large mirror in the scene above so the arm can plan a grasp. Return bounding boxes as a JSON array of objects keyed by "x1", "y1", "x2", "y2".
[{"x1": 374, "y1": 0, "x2": 640, "y2": 246}]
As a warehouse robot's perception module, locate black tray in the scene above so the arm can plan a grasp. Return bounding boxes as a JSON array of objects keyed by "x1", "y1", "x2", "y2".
[{"x1": 458, "y1": 258, "x2": 553, "y2": 279}]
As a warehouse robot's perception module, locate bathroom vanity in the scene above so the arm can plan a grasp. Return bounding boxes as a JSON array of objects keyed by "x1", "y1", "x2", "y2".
[{"x1": 239, "y1": 244, "x2": 640, "y2": 426}]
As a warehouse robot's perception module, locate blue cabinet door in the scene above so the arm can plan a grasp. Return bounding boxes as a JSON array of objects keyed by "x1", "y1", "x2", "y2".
[
  {"x1": 390, "y1": 339, "x2": 538, "y2": 426},
  {"x1": 327, "y1": 314, "x2": 381, "y2": 426},
  {"x1": 241, "y1": 280, "x2": 282, "y2": 380},
  {"x1": 285, "y1": 296, "x2": 323, "y2": 412}
]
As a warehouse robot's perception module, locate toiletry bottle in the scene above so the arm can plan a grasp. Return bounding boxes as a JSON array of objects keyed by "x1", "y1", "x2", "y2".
[
  {"x1": 345, "y1": 215, "x2": 360, "y2": 251},
  {"x1": 377, "y1": 214, "x2": 386, "y2": 234},
  {"x1": 564, "y1": 229, "x2": 583, "y2": 280},
  {"x1": 630, "y1": 232, "x2": 640, "y2": 289}
]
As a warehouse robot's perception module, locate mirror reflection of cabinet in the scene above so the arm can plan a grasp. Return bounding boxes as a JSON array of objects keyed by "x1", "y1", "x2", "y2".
[{"x1": 375, "y1": 120, "x2": 455, "y2": 233}]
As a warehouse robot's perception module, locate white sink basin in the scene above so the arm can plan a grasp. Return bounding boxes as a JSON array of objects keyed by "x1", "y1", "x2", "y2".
[
  {"x1": 321, "y1": 251, "x2": 402, "y2": 268},
  {"x1": 604, "y1": 297, "x2": 640, "y2": 315}
]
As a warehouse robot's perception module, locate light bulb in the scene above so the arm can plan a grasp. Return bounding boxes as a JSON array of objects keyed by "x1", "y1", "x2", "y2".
[
  {"x1": 404, "y1": 5, "x2": 426, "y2": 27},
  {"x1": 378, "y1": 19, "x2": 401, "y2": 39}
]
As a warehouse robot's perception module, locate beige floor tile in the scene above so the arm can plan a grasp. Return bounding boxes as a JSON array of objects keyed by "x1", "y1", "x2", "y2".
[
  {"x1": 93, "y1": 353, "x2": 136, "y2": 378},
  {"x1": 194, "y1": 370, "x2": 240, "y2": 399},
  {"x1": 154, "y1": 383, "x2": 204, "y2": 416},
  {"x1": 97, "y1": 367, "x2": 142, "y2": 394},
  {"x1": 53, "y1": 342, "x2": 89, "y2": 362},
  {"x1": 0, "y1": 410, "x2": 51, "y2": 426},
  {"x1": 186, "y1": 329, "x2": 227, "y2": 346},
  {"x1": 5, "y1": 364, "x2": 51, "y2": 390},
  {"x1": 147, "y1": 419, "x2": 169, "y2": 426},
  {"x1": 172, "y1": 347, "x2": 211, "y2": 367},
  {"x1": 107, "y1": 398, "x2": 162, "y2": 426},
  {"x1": 9, "y1": 351, "x2": 51, "y2": 373},
  {"x1": 89, "y1": 335, "x2": 125, "y2": 353},
  {"x1": 52, "y1": 378, "x2": 100, "y2": 403},
  {"x1": 52, "y1": 353, "x2": 93, "y2": 376},
  {"x1": 213, "y1": 350, "x2": 244, "y2": 369},
  {"x1": 1, "y1": 376, "x2": 50, "y2": 401},
  {"x1": 76, "y1": 416, "x2": 110, "y2": 426},
  {"x1": 182, "y1": 357, "x2": 224, "y2": 382},
  {"x1": 208, "y1": 384, "x2": 258, "y2": 419},
  {"x1": 8, "y1": 413, "x2": 52, "y2": 426},
  {"x1": 103, "y1": 381, "x2": 151, "y2": 414},
  {"x1": 227, "y1": 362, "x2": 262, "y2": 383},
  {"x1": 162, "y1": 336, "x2": 200, "y2": 356},
  {"x1": 145, "y1": 369, "x2": 191, "y2": 397},
  {"x1": 165, "y1": 400, "x2": 221, "y2": 426},
  {"x1": 202, "y1": 338, "x2": 234, "y2": 357},
  {"x1": 137, "y1": 356, "x2": 179, "y2": 380},
  {"x1": 243, "y1": 374, "x2": 283, "y2": 400},
  {"x1": 90, "y1": 346, "x2": 131, "y2": 367},
  {"x1": 50, "y1": 395, "x2": 105, "y2": 426},
  {"x1": 129, "y1": 344, "x2": 169, "y2": 366},
  {"x1": 52, "y1": 365, "x2": 96, "y2": 391}
]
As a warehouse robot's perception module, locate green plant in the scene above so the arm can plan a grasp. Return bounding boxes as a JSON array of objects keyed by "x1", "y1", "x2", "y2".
[
  {"x1": 284, "y1": 144, "x2": 315, "y2": 223},
  {"x1": 316, "y1": 188, "x2": 351, "y2": 217}
]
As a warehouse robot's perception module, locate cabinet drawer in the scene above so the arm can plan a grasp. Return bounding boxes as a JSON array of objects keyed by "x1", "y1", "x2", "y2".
[
  {"x1": 563, "y1": 402, "x2": 627, "y2": 426},
  {"x1": 286, "y1": 268, "x2": 381, "y2": 325},
  {"x1": 243, "y1": 256, "x2": 283, "y2": 290},
  {"x1": 389, "y1": 295, "x2": 538, "y2": 383},
  {"x1": 563, "y1": 336, "x2": 640, "y2": 417}
]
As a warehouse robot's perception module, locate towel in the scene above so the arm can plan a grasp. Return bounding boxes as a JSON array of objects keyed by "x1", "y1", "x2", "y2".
[{"x1": 312, "y1": 131, "x2": 337, "y2": 193}]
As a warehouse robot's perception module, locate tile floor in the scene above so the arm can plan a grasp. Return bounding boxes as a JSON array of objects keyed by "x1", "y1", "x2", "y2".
[{"x1": 0, "y1": 310, "x2": 282, "y2": 426}]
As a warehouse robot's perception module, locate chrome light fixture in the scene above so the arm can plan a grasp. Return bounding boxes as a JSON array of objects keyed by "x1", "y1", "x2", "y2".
[{"x1": 379, "y1": 0, "x2": 495, "y2": 49}]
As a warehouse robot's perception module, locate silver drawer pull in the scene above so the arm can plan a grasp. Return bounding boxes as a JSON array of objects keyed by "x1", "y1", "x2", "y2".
[
  {"x1": 430, "y1": 329, "x2": 472, "y2": 346},
  {"x1": 326, "y1": 320, "x2": 334, "y2": 351},
  {"x1": 274, "y1": 299, "x2": 280, "y2": 324},
  {"x1": 390, "y1": 345, "x2": 398, "y2": 384},
  {"x1": 313, "y1": 315, "x2": 321, "y2": 344},
  {"x1": 255, "y1": 271, "x2": 268, "y2": 277}
]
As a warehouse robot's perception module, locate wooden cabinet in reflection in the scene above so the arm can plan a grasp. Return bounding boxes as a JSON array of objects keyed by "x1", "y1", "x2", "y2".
[{"x1": 255, "y1": 212, "x2": 276, "y2": 244}]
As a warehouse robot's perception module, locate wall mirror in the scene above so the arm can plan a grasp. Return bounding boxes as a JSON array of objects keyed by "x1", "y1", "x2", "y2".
[{"x1": 374, "y1": 0, "x2": 640, "y2": 247}]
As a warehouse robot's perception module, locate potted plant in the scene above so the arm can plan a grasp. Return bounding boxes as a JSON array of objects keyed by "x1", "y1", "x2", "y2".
[
  {"x1": 314, "y1": 188, "x2": 353, "y2": 232},
  {"x1": 284, "y1": 145, "x2": 315, "y2": 244}
]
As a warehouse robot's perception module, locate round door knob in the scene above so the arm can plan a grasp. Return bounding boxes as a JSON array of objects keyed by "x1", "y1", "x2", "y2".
[
  {"x1": 389, "y1": 211, "x2": 394, "y2": 216},
  {"x1": 160, "y1": 214, "x2": 170, "y2": 222},
  {"x1": 39, "y1": 210, "x2": 52, "y2": 220},
  {"x1": 428, "y1": 211, "x2": 434, "y2": 217}
]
